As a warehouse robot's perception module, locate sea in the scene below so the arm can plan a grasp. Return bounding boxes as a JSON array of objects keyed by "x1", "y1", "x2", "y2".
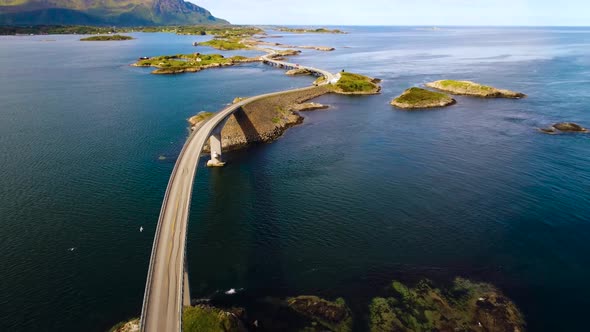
[{"x1": 0, "y1": 26, "x2": 589, "y2": 331}]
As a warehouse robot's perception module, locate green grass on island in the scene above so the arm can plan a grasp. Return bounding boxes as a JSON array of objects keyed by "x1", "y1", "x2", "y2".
[
  {"x1": 199, "y1": 38, "x2": 248, "y2": 50},
  {"x1": 330, "y1": 72, "x2": 380, "y2": 94},
  {"x1": 183, "y1": 306, "x2": 244, "y2": 332},
  {"x1": 391, "y1": 87, "x2": 455, "y2": 109},
  {"x1": 134, "y1": 53, "x2": 254, "y2": 74},
  {"x1": 80, "y1": 34, "x2": 133, "y2": 41}
]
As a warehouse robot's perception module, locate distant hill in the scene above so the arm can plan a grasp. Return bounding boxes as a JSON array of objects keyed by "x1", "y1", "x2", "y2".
[{"x1": 0, "y1": 0, "x2": 228, "y2": 26}]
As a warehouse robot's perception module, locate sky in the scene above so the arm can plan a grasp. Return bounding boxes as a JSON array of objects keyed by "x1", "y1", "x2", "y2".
[{"x1": 193, "y1": 0, "x2": 589, "y2": 26}]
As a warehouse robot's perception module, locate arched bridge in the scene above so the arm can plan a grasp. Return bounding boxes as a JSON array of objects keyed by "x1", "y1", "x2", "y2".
[{"x1": 139, "y1": 53, "x2": 335, "y2": 331}]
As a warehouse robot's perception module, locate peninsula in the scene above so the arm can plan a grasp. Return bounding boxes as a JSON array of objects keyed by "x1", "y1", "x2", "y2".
[{"x1": 426, "y1": 80, "x2": 526, "y2": 98}]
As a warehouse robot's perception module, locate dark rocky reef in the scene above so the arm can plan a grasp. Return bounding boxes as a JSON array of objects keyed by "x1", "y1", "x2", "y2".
[
  {"x1": 369, "y1": 278, "x2": 525, "y2": 332},
  {"x1": 287, "y1": 296, "x2": 353, "y2": 332}
]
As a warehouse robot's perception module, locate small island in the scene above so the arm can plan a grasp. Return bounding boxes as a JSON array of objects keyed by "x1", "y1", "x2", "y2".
[
  {"x1": 199, "y1": 38, "x2": 248, "y2": 50},
  {"x1": 80, "y1": 34, "x2": 133, "y2": 41},
  {"x1": 391, "y1": 87, "x2": 455, "y2": 109},
  {"x1": 328, "y1": 72, "x2": 381, "y2": 95},
  {"x1": 426, "y1": 80, "x2": 526, "y2": 98},
  {"x1": 133, "y1": 53, "x2": 258, "y2": 74},
  {"x1": 277, "y1": 27, "x2": 346, "y2": 34},
  {"x1": 539, "y1": 122, "x2": 588, "y2": 134}
]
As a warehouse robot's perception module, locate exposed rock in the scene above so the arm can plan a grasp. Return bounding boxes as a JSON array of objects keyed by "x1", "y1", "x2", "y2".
[
  {"x1": 553, "y1": 122, "x2": 588, "y2": 132},
  {"x1": 290, "y1": 102, "x2": 329, "y2": 112},
  {"x1": 539, "y1": 122, "x2": 588, "y2": 134},
  {"x1": 109, "y1": 318, "x2": 139, "y2": 332},
  {"x1": 369, "y1": 278, "x2": 525, "y2": 332},
  {"x1": 300, "y1": 45, "x2": 335, "y2": 51},
  {"x1": 287, "y1": 296, "x2": 353, "y2": 332},
  {"x1": 286, "y1": 68, "x2": 313, "y2": 76},
  {"x1": 391, "y1": 87, "x2": 455, "y2": 109},
  {"x1": 426, "y1": 80, "x2": 526, "y2": 98}
]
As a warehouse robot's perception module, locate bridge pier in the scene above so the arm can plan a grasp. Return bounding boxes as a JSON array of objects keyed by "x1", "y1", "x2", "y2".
[
  {"x1": 207, "y1": 130, "x2": 225, "y2": 167},
  {"x1": 183, "y1": 261, "x2": 191, "y2": 307}
]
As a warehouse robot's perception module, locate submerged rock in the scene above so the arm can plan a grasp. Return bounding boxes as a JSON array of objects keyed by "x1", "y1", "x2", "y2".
[
  {"x1": 539, "y1": 122, "x2": 588, "y2": 134},
  {"x1": 425, "y1": 80, "x2": 526, "y2": 98},
  {"x1": 391, "y1": 87, "x2": 455, "y2": 109},
  {"x1": 369, "y1": 278, "x2": 525, "y2": 332},
  {"x1": 287, "y1": 296, "x2": 353, "y2": 332}
]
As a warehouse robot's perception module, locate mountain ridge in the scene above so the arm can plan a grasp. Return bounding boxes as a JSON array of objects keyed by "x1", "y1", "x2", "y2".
[{"x1": 0, "y1": 0, "x2": 228, "y2": 26}]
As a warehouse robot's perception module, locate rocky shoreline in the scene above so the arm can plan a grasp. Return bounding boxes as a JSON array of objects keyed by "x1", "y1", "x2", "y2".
[{"x1": 109, "y1": 277, "x2": 525, "y2": 332}]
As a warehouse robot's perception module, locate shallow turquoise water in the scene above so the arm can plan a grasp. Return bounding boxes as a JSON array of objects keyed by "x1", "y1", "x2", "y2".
[{"x1": 0, "y1": 28, "x2": 589, "y2": 331}]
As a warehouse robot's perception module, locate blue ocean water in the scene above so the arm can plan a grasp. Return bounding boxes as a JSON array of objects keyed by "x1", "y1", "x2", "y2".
[{"x1": 0, "y1": 27, "x2": 589, "y2": 331}]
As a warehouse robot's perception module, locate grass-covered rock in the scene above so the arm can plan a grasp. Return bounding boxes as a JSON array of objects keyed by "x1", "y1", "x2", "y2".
[
  {"x1": 369, "y1": 278, "x2": 525, "y2": 332},
  {"x1": 330, "y1": 72, "x2": 381, "y2": 95},
  {"x1": 391, "y1": 87, "x2": 455, "y2": 109},
  {"x1": 426, "y1": 80, "x2": 526, "y2": 98},
  {"x1": 287, "y1": 296, "x2": 353, "y2": 332},
  {"x1": 80, "y1": 34, "x2": 133, "y2": 41},
  {"x1": 182, "y1": 305, "x2": 246, "y2": 332},
  {"x1": 188, "y1": 112, "x2": 214, "y2": 128},
  {"x1": 108, "y1": 318, "x2": 139, "y2": 332}
]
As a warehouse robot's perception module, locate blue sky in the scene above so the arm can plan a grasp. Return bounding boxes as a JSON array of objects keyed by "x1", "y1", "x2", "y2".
[{"x1": 194, "y1": 0, "x2": 589, "y2": 26}]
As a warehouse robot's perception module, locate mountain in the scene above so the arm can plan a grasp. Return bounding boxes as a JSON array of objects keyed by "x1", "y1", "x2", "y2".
[{"x1": 0, "y1": 0, "x2": 228, "y2": 26}]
